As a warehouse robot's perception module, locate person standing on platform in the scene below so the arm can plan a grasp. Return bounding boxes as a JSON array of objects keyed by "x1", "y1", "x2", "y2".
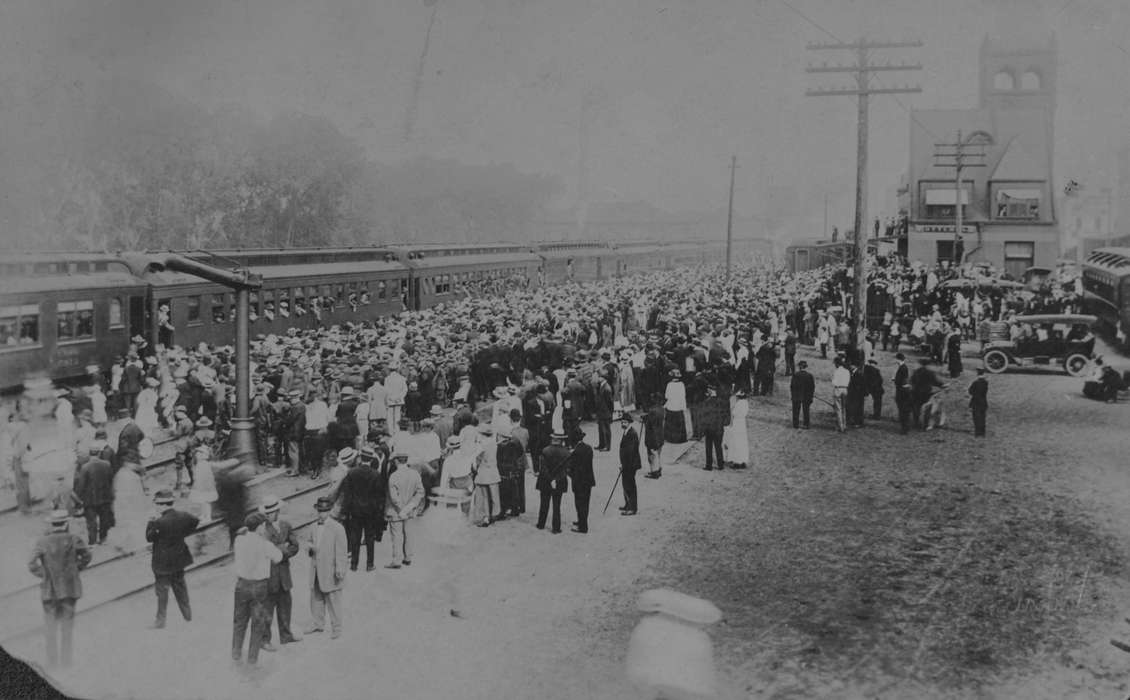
[
  {"x1": 618, "y1": 413, "x2": 641, "y2": 515},
  {"x1": 783, "y1": 329, "x2": 798, "y2": 376},
  {"x1": 831, "y1": 358, "x2": 850, "y2": 433},
  {"x1": 497, "y1": 422, "x2": 527, "y2": 518},
  {"x1": 384, "y1": 450, "x2": 424, "y2": 568},
  {"x1": 305, "y1": 496, "x2": 347, "y2": 639},
  {"x1": 145, "y1": 490, "x2": 199, "y2": 629},
  {"x1": 893, "y1": 353, "x2": 913, "y2": 435},
  {"x1": 335, "y1": 452, "x2": 384, "y2": 572},
  {"x1": 29, "y1": 509, "x2": 91, "y2": 668},
  {"x1": 568, "y1": 429, "x2": 595, "y2": 533},
  {"x1": 7, "y1": 408, "x2": 33, "y2": 514},
  {"x1": 75, "y1": 441, "x2": 115, "y2": 545},
  {"x1": 302, "y1": 392, "x2": 329, "y2": 479},
  {"x1": 724, "y1": 390, "x2": 750, "y2": 469},
  {"x1": 699, "y1": 386, "x2": 729, "y2": 471},
  {"x1": 232, "y1": 512, "x2": 281, "y2": 666},
  {"x1": 536, "y1": 432, "x2": 570, "y2": 534},
  {"x1": 594, "y1": 370, "x2": 614, "y2": 451},
  {"x1": 968, "y1": 368, "x2": 989, "y2": 437},
  {"x1": 864, "y1": 359, "x2": 885, "y2": 420},
  {"x1": 662, "y1": 370, "x2": 688, "y2": 444},
  {"x1": 643, "y1": 402, "x2": 664, "y2": 479},
  {"x1": 259, "y1": 496, "x2": 300, "y2": 649},
  {"x1": 116, "y1": 414, "x2": 146, "y2": 483}
]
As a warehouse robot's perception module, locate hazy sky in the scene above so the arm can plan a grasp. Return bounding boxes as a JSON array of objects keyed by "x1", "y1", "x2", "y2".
[{"x1": 3, "y1": 0, "x2": 1128, "y2": 235}]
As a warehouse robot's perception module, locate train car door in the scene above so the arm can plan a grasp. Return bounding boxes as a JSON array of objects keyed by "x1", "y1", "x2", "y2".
[
  {"x1": 129, "y1": 296, "x2": 146, "y2": 343},
  {"x1": 410, "y1": 277, "x2": 421, "y2": 311}
]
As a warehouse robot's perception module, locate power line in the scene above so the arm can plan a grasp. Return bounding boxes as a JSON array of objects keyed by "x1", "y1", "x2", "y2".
[{"x1": 805, "y1": 37, "x2": 922, "y2": 348}]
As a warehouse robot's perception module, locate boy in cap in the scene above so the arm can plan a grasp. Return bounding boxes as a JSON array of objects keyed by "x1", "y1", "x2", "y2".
[
  {"x1": 29, "y1": 510, "x2": 91, "y2": 667},
  {"x1": 145, "y1": 490, "x2": 199, "y2": 629},
  {"x1": 172, "y1": 405, "x2": 196, "y2": 493},
  {"x1": 306, "y1": 496, "x2": 347, "y2": 639}
]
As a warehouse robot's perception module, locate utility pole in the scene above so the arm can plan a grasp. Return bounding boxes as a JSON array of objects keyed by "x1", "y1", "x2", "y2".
[
  {"x1": 726, "y1": 155, "x2": 737, "y2": 281},
  {"x1": 933, "y1": 130, "x2": 987, "y2": 264},
  {"x1": 806, "y1": 38, "x2": 921, "y2": 348},
  {"x1": 823, "y1": 192, "x2": 829, "y2": 240}
]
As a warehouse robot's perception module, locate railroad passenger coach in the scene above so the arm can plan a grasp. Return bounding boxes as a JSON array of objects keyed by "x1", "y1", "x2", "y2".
[{"x1": 0, "y1": 269, "x2": 147, "y2": 389}]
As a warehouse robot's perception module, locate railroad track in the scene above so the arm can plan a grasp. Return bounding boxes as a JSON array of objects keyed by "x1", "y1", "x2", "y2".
[{"x1": 0, "y1": 475, "x2": 333, "y2": 645}]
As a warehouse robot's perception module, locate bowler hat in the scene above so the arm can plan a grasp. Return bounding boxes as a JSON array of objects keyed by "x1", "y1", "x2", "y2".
[{"x1": 314, "y1": 496, "x2": 335, "y2": 512}]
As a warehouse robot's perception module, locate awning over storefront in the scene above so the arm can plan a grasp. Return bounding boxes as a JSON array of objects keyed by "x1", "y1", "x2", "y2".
[{"x1": 924, "y1": 189, "x2": 970, "y2": 205}]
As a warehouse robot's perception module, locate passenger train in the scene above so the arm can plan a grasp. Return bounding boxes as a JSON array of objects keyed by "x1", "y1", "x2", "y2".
[
  {"x1": 1080, "y1": 247, "x2": 1130, "y2": 349},
  {"x1": 0, "y1": 239, "x2": 748, "y2": 390}
]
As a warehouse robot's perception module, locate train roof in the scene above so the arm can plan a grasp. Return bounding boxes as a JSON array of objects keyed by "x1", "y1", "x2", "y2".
[
  {"x1": 143, "y1": 259, "x2": 411, "y2": 288},
  {"x1": 406, "y1": 252, "x2": 541, "y2": 269},
  {"x1": 0, "y1": 271, "x2": 146, "y2": 296},
  {"x1": 1083, "y1": 248, "x2": 1130, "y2": 273}
]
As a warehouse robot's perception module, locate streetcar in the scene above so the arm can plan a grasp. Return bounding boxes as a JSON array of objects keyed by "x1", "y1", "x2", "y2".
[
  {"x1": 784, "y1": 239, "x2": 854, "y2": 274},
  {"x1": 1080, "y1": 247, "x2": 1130, "y2": 348}
]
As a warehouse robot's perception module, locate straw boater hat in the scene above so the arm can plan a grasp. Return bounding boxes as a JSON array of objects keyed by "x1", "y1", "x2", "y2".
[
  {"x1": 447, "y1": 436, "x2": 462, "y2": 448},
  {"x1": 46, "y1": 509, "x2": 70, "y2": 530},
  {"x1": 392, "y1": 449, "x2": 409, "y2": 461},
  {"x1": 429, "y1": 404, "x2": 443, "y2": 416},
  {"x1": 337, "y1": 447, "x2": 357, "y2": 464},
  {"x1": 153, "y1": 490, "x2": 175, "y2": 507},
  {"x1": 259, "y1": 496, "x2": 282, "y2": 515},
  {"x1": 195, "y1": 416, "x2": 213, "y2": 428}
]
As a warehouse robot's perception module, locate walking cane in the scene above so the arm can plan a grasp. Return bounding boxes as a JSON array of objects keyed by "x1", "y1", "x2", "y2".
[{"x1": 602, "y1": 468, "x2": 623, "y2": 515}]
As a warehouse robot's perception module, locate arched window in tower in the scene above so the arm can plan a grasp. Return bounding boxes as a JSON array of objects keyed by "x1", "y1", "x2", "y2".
[
  {"x1": 1020, "y1": 70, "x2": 1041, "y2": 90},
  {"x1": 993, "y1": 70, "x2": 1015, "y2": 90}
]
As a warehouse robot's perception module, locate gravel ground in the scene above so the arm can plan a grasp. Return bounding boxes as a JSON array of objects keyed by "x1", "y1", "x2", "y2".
[{"x1": 6, "y1": 344, "x2": 1130, "y2": 700}]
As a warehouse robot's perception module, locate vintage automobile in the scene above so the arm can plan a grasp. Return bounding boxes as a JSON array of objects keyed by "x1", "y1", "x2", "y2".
[{"x1": 980, "y1": 313, "x2": 1098, "y2": 376}]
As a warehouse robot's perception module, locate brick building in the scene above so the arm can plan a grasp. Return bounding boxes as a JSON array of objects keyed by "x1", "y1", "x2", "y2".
[{"x1": 903, "y1": 34, "x2": 1059, "y2": 278}]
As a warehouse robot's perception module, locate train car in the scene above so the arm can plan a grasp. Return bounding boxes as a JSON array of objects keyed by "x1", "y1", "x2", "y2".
[
  {"x1": 0, "y1": 263, "x2": 148, "y2": 391},
  {"x1": 606, "y1": 242, "x2": 670, "y2": 278},
  {"x1": 1080, "y1": 247, "x2": 1130, "y2": 347},
  {"x1": 785, "y1": 239, "x2": 854, "y2": 274},
  {"x1": 533, "y1": 241, "x2": 613, "y2": 284},
  {"x1": 141, "y1": 257, "x2": 411, "y2": 350},
  {"x1": 391, "y1": 243, "x2": 542, "y2": 310}
]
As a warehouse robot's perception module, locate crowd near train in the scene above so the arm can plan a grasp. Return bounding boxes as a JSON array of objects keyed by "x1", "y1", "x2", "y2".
[{"x1": 0, "y1": 239, "x2": 770, "y2": 393}]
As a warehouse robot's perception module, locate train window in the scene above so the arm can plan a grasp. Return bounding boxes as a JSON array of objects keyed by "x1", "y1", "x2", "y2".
[
  {"x1": 359, "y1": 283, "x2": 371, "y2": 305},
  {"x1": 249, "y1": 292, "x2": 260, "y2": 322},
  {"x1": 0, "y1": 304, "x2": 39, "y2": 347},
  {"x1": 109, "y1": 298, "x2": 124, "y2": 329},
  {"x1": 277, "y1": 289, "x2": 290, "y2": 318},
  {"x1": 377, "y1": 280, "x2": 387, "y2": 300},
  {"x1": 57, "y1": 300, "x2": 94, "y2": 341},
  {"x1": 211, "y1": 294, "x2": 227, "y2": 323},
  {"x1": 263, "y1": 290, "x2": 275, "y2": 320},
  {"x1": 335, "y1": 285, "x2": 345, "y2": 304},
  {"x1": 186, "y1": 296, "x2": 201, "y2": 324}
]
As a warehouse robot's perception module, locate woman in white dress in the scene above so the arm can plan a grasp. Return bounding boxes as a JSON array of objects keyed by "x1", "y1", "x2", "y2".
[
  {"x1": 187, "y1": 442, "x2": 220, "y2": 522},
  {"x1": 723, "y1": 391, "x2": 750, "y2": 469},
  {"x1": 469, "y1": 425, "x2": 500, "y2": 526},
  {"x1": 616, "y1": 351, "x2": 636, "y2": 417},
  {"x1": 134, "y1": 378, "x2": 160, "y2": 433},
  {"x1": 110, "y1": 461, "x2": 150, "y2": 552}
]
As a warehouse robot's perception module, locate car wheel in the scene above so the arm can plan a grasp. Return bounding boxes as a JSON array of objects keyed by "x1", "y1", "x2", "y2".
[
  {"x1": 1064, "y1": 353, "x2": 1090, "y2": 377},
  {"x1": 982, "y1": 349, "x2": 1009, "y2": 374}
]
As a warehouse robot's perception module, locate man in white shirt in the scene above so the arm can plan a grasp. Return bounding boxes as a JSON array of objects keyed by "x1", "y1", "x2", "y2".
[
  {"x1": 384, "y1": 368, "x2": 408, "y2": 427},
  {"x1": 831, "y1": 358, "x2": 851, "y2": 433},
  {"x1": 231, "y1": 512, "x2": 282, "y2": 667},
  {"x1": 366, "y1": 377, "x2": 388, "y2": 433}
]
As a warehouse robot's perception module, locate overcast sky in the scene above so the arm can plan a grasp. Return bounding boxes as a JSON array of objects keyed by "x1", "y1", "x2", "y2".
[{"x1": 3, "y1": 0, "x2": 1128, "y2": 235}]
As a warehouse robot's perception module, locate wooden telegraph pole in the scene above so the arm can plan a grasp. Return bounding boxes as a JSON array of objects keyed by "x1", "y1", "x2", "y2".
[
  {"x1": 933, "y1": 130, "x2": 986, "y2": 264},
  {"x1": 725, "y1": 155, "x2": 737, "y2": 281},
  {"x1": 806, "y1": 38, "x2": 921, "y2": 348}
]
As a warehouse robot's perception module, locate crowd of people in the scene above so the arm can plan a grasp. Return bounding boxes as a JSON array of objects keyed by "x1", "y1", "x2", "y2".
[{"x1": 14, "y1": 248, "x2": 1108, "y2": 673}]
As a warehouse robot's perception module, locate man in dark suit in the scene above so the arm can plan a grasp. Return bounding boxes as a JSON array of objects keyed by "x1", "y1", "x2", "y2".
[
  {"x1": 618, "y1": 413, "x2": 642, "y2": 515},
  {"x1": 863, "y1": 359, "x2": 885, "y2": 420},
  {"x1": 259, "y1": 496, "x2": 301, "y2": 649},
  {"x1": 536, "y1": 432, "x2": 571, "y2": 534},
  {"x1": 893, "y1": 353, "x2": 912, "y2": 434},
  {"x1": 29, "y1": 510, "x2": 92, "y2": 668},
  {"x1": 117, "y1": 416, "x2": 146, "y2": 476},
  {"x1": 594, "y1": 371, "x2": 614, "y2": 451},
  {"x1": 968, "y1": 368, "x2": 989, "y2": 437},
  {"x1": 568, "y1": 429, "x2": 595, "y2": 533},
  {"x1": 74, "y1": 441, "x2": 115, "y2": 545},
  {"x1": 789, "y1": 360, "x2": 816, "y2": 429},
  {"x1": 698, "y1": 386, "x2": 729, "y2": 470},
  {"x1": 642, "y1": 403, "x2": 665, "y2": 479},
  {"x1": 910, "y1": 358, "x2": 945, "y2": 430},
  {"x1": 145, "y1": 490, "x2": 200, "y2": 629},
  {"x1": 335, "y1": 454, "x2": 385, "y2": 572}
]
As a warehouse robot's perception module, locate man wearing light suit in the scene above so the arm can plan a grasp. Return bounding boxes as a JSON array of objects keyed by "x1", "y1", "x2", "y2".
[{"x1": 305, "y1": 496, "x2": 348, "y2": 639}]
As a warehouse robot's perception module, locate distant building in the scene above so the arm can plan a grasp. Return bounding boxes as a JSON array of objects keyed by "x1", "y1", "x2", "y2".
[
  {"x1": 902, "y1": 34, "x2": 1059, "y2": 277},
  {"x1": 1060, "y1": 186, "x2": 1115, "y2": 262}
]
